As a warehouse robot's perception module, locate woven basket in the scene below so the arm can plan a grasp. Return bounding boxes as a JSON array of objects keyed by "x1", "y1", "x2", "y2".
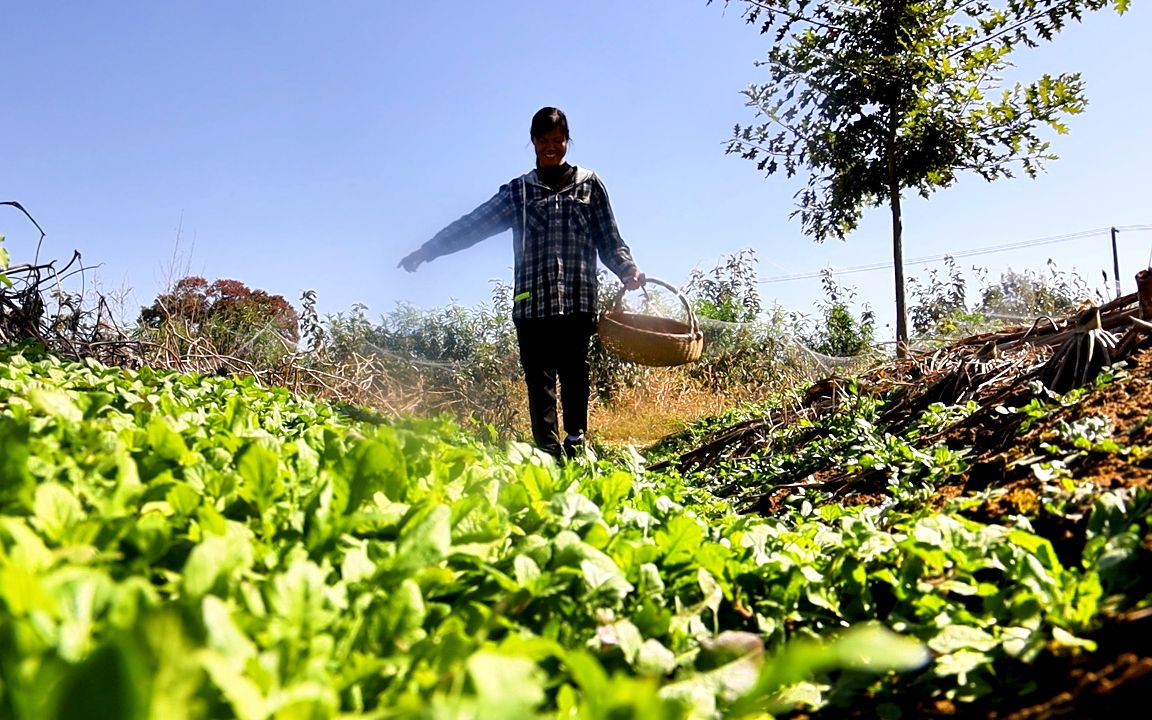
[{"x1": 598, "y1": 277, "x2": 704, "y2": 367}]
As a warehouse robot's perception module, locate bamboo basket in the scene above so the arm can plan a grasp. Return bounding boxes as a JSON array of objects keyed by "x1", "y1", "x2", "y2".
[{"x1": 598, "y1": 277, "x2": 704, "y2": 366}]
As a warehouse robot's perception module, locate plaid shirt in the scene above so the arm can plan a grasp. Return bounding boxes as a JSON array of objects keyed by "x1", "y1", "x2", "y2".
[{"x1": 420, "y1": 167, "x2": 638, "y2": 319}]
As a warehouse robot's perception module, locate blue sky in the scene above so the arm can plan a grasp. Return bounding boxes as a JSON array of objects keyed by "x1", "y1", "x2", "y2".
[{"x1": 4, "y1": 1, "x2": 1149, "y2": 343}]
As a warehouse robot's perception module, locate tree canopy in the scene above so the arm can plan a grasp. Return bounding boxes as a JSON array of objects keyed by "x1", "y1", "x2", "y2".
[{"x1": 713, "y1": 0, "x2": 1128, "y2": 351}]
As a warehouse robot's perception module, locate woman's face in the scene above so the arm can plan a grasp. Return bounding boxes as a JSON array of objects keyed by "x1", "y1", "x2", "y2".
[{"x1": 532, "y1": 127, "x2": 568, "y2": 168}]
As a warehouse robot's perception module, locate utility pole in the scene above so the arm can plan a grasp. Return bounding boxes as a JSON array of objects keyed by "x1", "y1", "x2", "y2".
[{"x1": 1111, "y1": 226, "x2": 1121, "y2": 299}]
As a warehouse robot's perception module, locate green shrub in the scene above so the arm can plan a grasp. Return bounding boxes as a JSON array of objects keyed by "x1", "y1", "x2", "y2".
[
  {"x1": 324, "y1": 282, "x2": 525, "y2": 436},
  {"x1": 908, "y1": 257, "x2": 1105, "y2": 344},
  {"x1": 800, "y1": 270, "x2": 877, "y2": 358},
  {"x1": 976, "y1": 260, "x2": 1103, "y2": 320}
]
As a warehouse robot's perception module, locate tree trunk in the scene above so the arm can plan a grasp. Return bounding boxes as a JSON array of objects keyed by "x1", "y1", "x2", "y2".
[{"x1": 888, "y1": 107, "x2": 908, "y2": 358}]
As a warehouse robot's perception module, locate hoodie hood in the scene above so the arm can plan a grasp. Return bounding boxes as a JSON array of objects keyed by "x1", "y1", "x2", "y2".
[{"x1": 523, "y1": 166, "x2": 594, "y2": 190}]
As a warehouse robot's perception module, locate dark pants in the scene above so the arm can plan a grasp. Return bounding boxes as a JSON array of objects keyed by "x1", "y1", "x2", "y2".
[{"x1": 513, "y1": 313, "x2": 597, "y2": 457}]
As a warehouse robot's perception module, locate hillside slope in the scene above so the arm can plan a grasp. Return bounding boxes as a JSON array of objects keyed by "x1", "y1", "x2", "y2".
[{"x1": 649, "y1": 291, "x2": 1152, "y2": 718}]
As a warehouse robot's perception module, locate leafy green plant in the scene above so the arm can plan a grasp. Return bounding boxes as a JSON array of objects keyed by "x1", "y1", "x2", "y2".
[
  {"x1": 976, "y1": 260, "x2": 1104, "y2": 321},
  {"x1": 800, "y1": 270, "x2": 877, "y2": 358},
  {"x1": 0, "y1": 233, "x2": 10, "y2": 289},
  {"x1": 913, "y1": 400, "x2": 980, "y2": 438},
  {"x1": 0, "y1": 347, "x2": 941, "y2": 718},
  {"x1": 1, "y1": 346, "x2": 1148, "y2": 717}
]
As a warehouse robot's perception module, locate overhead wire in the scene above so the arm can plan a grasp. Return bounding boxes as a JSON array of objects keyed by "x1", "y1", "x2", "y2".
[{"x1": 757, "y1": 225, "x2": 1152, "y2": 284}]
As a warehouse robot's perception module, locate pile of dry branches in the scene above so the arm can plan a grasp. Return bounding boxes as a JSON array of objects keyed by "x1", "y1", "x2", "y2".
[
  {"x1": 655, "y1": 269, "x2": 1152, "y2": 476},
  {"x1": 0, "y1": 201, "x2": 140, "y2": 363},
  {"x1": 867, "y1": 270, "x2": 1152, "y2": 422}
]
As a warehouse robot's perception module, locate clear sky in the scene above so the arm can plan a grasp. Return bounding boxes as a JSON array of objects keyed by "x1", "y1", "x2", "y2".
[{"x1": 4, "y1": 1, "x2": 1149, "y2": 343}]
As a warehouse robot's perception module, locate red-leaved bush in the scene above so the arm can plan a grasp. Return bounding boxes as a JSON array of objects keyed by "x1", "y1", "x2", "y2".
[{"x1": 139, "y1": 276, "x2": 299, "y2": 358}]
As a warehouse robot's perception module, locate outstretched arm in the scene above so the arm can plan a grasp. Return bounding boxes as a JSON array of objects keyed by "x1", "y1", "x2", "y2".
[{"x1": 397, "y1": 185, "x2": 515, "y2": 272}]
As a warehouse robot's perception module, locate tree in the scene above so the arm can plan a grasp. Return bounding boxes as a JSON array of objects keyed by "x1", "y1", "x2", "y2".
[
  {"x1": 139, "y1": 276, "x2": 299, "y2": 359},
  {"x1": 711, "y1": 0, "x2": 1128, "y2": 355}
]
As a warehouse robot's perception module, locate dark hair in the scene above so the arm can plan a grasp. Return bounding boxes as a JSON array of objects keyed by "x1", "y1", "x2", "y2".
[{"x1": 530, "y1": 106, "x2": 570, "y2": 141}]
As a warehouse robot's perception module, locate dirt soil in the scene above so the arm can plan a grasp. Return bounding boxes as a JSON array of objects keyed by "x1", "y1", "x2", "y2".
[
  {"x1": 655, "y1": 293, "x2": 1152, "y2": 719},
  {"x1": 872, "y1": 346, "x2": 1152, "y2": 720}
]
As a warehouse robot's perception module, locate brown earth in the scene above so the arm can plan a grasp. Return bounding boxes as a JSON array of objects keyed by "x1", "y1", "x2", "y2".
[
  {"x1": 653, "y1": 290, "x2": 1152, "y2": 719},
  {"x1": 861, "y1": 345, "x2": 1152, "y2": 719}
]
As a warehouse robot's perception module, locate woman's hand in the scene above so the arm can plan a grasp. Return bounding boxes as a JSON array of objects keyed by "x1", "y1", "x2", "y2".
[
  {"x1": 398, "y1": 248, "x2": 429, "y2": 272},
  {"x1": 622, "y1": 269, "x2": 646, "y2": 291}
]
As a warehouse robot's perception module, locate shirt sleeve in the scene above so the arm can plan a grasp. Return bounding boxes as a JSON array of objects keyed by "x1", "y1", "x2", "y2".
[
  {"x1": 420, "y1": 184, "x2": 516, "y2": 260},
  {"x1": 587, "y1": 174, "x2": 638, "y2": 279}
]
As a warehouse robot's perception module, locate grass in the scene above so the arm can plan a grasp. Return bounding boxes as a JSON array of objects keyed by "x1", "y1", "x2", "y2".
[
  {"x1": 462, "y1": 368, "x2": 742, "y2": 451},
  {"x1": 589, "y1": 367, "x2": 765, "y2": 449}
]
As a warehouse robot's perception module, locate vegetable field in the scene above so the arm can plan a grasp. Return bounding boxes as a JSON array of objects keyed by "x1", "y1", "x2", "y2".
[{"x1": 1, "y1": 338, "x2": 1150, "y2": 718}]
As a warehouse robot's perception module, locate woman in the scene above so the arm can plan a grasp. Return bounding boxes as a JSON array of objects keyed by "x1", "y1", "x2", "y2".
[{"x1": 398, "y1": 106, "x2": 645, "y2": 459}]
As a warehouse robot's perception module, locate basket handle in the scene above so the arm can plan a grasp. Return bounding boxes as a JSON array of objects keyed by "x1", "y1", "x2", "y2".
[{"x1": 608, "y1": 276, "x2": 701, "y2": 336}]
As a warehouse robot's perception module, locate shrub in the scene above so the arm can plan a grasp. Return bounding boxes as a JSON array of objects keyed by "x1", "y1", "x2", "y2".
[
  {"x1": 907, "y1": 257, "x2": 1106, "y2": 344},
  {"x1": 800, "y1": 269, "x2": 877, "y2": 357},
  {"x1": 683, "y1": 247, "x2": 763, "y2": 323},
  {"x1": 325, "y1": 282, "x2": 524, "y2": 437},
  {"x1": 975, "y1": 260, "x2": 1104, "y2": 320},
  {"x1": 683, "y1": 250, "x2": 825, "y2": 395},
  {"x1": 908, "y1": 255, "x2": 972, "y2": 336},
  {"x1": 137, "y1": 276, "x2": 299, "y2": 365}
]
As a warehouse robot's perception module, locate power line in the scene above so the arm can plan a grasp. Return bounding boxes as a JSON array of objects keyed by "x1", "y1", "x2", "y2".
[{"x1": 758, "y1": 225, "x2": 1152, "y2": 284}]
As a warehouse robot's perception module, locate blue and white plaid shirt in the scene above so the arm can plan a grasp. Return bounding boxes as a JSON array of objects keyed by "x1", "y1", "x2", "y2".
[{"x1": 419, "y1": 167, "x2": 638, "y2": 319}]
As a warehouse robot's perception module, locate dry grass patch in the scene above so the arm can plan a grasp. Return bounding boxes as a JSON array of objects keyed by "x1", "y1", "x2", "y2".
[{"x1": 589, "y1": 368, "x2": 756, "y2": 448}]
